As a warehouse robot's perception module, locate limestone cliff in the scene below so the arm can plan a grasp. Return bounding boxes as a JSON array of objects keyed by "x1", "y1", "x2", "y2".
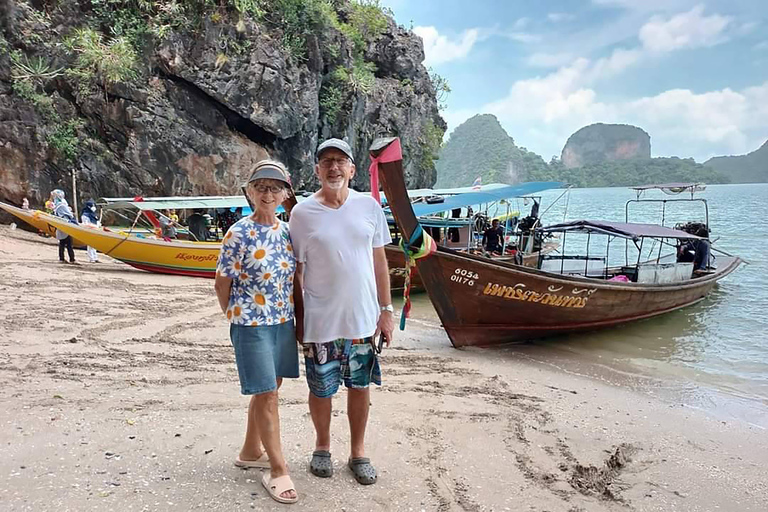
[
  {"x1": 0, "y1": 0, "x2": 445, "y2": 210},
  {"x1": 561, "y1": 123, "x2": 651, "y2": 169}
]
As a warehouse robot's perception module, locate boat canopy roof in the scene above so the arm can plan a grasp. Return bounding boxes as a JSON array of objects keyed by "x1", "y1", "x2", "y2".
[
  {"x1": 630, "y1": 183, "x2": 706, "y2": 195},
  {"x1": 387, "y1": 181, "x2": 563, "y2": 217},
  {"x1": 541, "y1": 220, "x2": 703, "y2": 241},
  {"x1": 100, "y1": 195, "x2": 250, "y2": 211},
  {"x1": 99, "y1": 195, "x2": 304, "y2": 213}
]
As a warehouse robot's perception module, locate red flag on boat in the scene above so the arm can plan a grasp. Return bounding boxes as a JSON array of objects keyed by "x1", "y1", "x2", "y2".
[{"x1": 471, "y1": 176, "x2": 482, "y2": 189}]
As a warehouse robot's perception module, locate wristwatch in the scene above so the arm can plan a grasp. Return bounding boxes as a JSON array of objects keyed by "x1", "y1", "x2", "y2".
[{"x1": 380, "y1": 304, "x2": 394, "y2": 313}]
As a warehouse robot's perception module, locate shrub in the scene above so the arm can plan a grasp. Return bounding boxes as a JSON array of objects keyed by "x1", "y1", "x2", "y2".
[
  {"x1": 64, "y1": 27, "x2": 139, "y2": 89},
  {"x1": 48, "y1": 119, "x2": 84, "y2": 163}
]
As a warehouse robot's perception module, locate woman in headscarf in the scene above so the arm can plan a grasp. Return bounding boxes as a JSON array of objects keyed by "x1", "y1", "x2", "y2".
[
  {"x1": 50, "y1": 189, "x2": 77, "y2": 265},
  {"x1": 213, "y1": 159, "x2": 299, "y2": 504},
  {"x1": 80, "y1": 199, "x2": 100, "y2": 263}
]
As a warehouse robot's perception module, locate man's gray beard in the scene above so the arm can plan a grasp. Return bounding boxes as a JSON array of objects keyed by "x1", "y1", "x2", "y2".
[{"x1": 325, "y1": 180, "x2": 346, "y2": 190}]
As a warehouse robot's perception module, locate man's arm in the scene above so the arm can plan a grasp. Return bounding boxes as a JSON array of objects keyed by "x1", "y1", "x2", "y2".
[
  {"x1": 373, "y1": 246, "x2": 394, "y2": 345},
  {"x1": 293, "y1": 263, "x2": 305, "y2": 344},
  {"x1": 214, "y1": 274, "x2": 233, "y2": 315}
]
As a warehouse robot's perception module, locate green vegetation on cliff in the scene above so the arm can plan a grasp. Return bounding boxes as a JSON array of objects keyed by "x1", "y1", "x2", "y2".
[
  {"x1": 547, "y1": 157, "x2": 729, "y2": 188},
  {"x1": 704, "y1": 141, "x2": 768, "y2": 184},
  {"x1": 435, "y1": 114, "x2": 549, "y2": 187},
  {"x1": 436, "y1": 115, "x2": 730, "y2": 188}
]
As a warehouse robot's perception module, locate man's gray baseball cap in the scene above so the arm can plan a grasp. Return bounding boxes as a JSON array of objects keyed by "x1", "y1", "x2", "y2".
[{"x1": 316, "y1": 138, "x2": 354, "y2": 161}]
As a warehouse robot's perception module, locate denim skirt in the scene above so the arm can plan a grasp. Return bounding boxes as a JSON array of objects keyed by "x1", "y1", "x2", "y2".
[{"x1": 229, "y1": 321, "x2": 299, "y2": 395}]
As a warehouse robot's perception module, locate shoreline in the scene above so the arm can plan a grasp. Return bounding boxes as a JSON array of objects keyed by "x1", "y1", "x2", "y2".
[{"x1": 1, "y1": 225, "x2": 767, "y2": 511}]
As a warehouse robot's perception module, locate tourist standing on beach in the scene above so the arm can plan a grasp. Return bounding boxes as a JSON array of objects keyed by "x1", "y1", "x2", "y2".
[
  {"x1": 289, "y1": 138, "x2": 394, "y2": 485},
  {"x1": 50, "y1": 189, "x2": 77, "y2": 265},
  {"x1": 80, "y1": 199, "x2": 100, "y2": 263},
  {"x1": 213, "y1": 160, "x2": 299, "y2": 505}
]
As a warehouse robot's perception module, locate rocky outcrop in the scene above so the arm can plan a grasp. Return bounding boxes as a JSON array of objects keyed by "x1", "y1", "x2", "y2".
[
  {"x1": 561, "y1": 123, "x2": 651, "y2": 169},
  {"x1": 0, "y1": 1, "x2": 445, "y2": 212}
]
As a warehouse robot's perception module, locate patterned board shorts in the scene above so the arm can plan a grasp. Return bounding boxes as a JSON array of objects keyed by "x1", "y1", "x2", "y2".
[{"x1": 303, "y1": 337, "x2": 382, "y2": 398}]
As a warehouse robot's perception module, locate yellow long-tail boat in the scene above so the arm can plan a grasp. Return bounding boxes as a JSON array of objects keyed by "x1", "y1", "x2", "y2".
[
  {"x1": 2, "y1": 200, "x2": 220, "y2": 277},
  {"x1": 0, "y1": 201, "x2": 88, "y2": 248}
]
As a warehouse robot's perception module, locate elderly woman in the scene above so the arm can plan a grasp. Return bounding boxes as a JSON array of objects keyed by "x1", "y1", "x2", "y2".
[
  {"x1": 50, "y1": 189, "x2": 77, "y2": 264},
  {"x1": 214, "y1": 160, "x2": 300, "y2": 505}
]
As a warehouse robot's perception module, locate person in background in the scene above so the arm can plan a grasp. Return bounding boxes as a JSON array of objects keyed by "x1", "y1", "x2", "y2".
[
  {"x1": 50, "y1": 189, "x2": 77, "y2": 264},
  {"x1": 482, "y1": 218, "x2": 505, "y2": 255},
  {"x1": 159, "y1": 215, "x2": 177, "y2": 240},
  {"x1": 168, "y1": 209, "x2": 179, "y2": 223},
  {"x1": 80, "y1": 199, "x2": 100, "y2": 263},
  {"x1": 214, "y1": 159, "x2": 299, "y2": 504},
  {"x1": 21, "y1": 197, "x2": 29, "y2": 210},
  {"x1": 693, "y1": 226, "x2": 712, "y2": 272},
  {"x1": 187, "y1": 208, "x2": 208, "y2": 241}
]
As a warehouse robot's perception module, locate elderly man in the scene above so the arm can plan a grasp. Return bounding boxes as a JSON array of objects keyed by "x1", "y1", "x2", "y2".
[{"x1": 289, "y1": 138, "x2": 394, "y2": 485}]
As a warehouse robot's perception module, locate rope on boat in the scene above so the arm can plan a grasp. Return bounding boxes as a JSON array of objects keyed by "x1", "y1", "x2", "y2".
[{"x1": 399, "y1": 224, "x2": 437, "y2": 330}]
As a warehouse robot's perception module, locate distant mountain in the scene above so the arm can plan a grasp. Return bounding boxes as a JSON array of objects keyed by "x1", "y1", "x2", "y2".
[
  {"x1": 703, "y1": 140, "x2": 768, "y2": 183},
  {"x1": 549, "y1": 157, "x2": 728, "y2": 188},
  {"x1": 435, "y1": 114, "x2": 549, "y2": 187},
  {"x1": 561, "y1": 123, "x2": 651, "y2": 169},
  {"x1": 435, "y1": 116, "x2": 729, "y2": 188}
]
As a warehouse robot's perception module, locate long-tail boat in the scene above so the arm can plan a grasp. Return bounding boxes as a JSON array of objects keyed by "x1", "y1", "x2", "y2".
[
  {"x1": 371, "y1": 137, "x2": 743, "y2": 347},
  {"x1": 0, "y1": 201, "x2": 87, "y2": 248}
]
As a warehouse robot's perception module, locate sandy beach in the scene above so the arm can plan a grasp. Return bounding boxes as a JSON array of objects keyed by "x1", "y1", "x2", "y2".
[{"x1": 1, "y1": 224, "x2": 767, "y2": 512}]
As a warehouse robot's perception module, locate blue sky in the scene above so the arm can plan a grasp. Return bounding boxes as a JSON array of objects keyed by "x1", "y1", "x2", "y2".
[{"x1": 381, "y1": 0, "x2": 768, "y2": 162}]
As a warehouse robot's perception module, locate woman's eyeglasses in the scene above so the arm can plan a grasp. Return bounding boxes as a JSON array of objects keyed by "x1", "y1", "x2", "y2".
[
  {"x1": 318, "y1": 157, "x2": 350, "y2": 169},
  {"x1": 252, "y1": 184, "x2": 284, "y2": 194}
]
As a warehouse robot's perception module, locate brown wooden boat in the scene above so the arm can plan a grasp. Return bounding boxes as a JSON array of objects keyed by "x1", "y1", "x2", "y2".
[{"x1": 372, "y1": 137, "x2": 743, "y2": 347}]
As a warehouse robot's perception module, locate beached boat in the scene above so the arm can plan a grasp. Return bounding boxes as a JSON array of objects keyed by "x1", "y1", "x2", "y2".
[
  {"x1": 372, "y1": 137, "x2": 743, "y2": 347},
  {"x1": 1, "y1": 198, "x2": 439, "y2": 284},
  {"x1": 0, "y1": 201, "x2": 89, "y2": 248}
]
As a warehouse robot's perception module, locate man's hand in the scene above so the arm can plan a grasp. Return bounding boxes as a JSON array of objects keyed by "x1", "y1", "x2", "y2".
[{"x1": 375, "y1": 310, "x2": 395, "y2": 347}]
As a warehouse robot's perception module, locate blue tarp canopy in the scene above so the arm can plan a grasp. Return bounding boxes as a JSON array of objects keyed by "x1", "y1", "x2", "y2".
[{"x1": 386, "y1": 181, "x2": 563, "y2": 217}]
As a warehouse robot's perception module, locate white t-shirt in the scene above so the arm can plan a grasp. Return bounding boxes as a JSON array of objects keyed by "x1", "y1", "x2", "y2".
[{"x1": 289, "y1": 189, "x2": 392, "y2": 343}]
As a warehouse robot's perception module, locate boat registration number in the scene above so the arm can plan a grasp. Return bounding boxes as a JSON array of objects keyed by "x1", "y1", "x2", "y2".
[{"x1": 451, "y1": 268, "x2": 479, "y2": 286}]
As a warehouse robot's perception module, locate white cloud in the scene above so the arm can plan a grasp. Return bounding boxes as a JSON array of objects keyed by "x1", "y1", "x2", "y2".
[
  {"x1": 639, "y1": 5, "x2": 732, "y2": 52},
  {"x1": 505, "y1": 31, "x2": 542, "y2": 44},
  {"x1": 466, "y1": 46, "x2": 768, "y2": 161},
  {"x1": 527, "y1": 52, "x2": 575, "y2": 68},
  {"x1": 413, "y1": 26, "x2": 479, "y2": 66},
  {"x1": 548, "y1": 12, "x2": 575, "y2": 23},
  {"x1": 512, "y1": 17, "x2": 530, "y2": 30},
  {"x1": 754, "y1": 41, "x2": 768, "y2": 51}
]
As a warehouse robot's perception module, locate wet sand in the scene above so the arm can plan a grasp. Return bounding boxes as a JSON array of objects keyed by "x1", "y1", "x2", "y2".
[{"x1": 1, "y1": 225, "x2": 767, "y2": 511}]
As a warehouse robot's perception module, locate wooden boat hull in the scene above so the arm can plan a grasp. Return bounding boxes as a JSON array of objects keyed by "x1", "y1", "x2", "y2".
[
  {"x1": 385, "y1": 244, "x2": 424, "y2": 291},
  {"x1": 372, "y1": 137, "x2": 743, "y2": 347},
  {"x1": 0, "y1": 201, "x2": 87, "y2": 248},
  {"x1": 418, "y1": 248, "x2": 739, "y2": 346}
]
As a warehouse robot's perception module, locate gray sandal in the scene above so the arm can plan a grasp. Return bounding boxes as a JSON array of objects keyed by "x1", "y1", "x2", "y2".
[
  {"x1": 310, "y1": 450, "x2": 333, "y2": 478},
  {"x1": 348, "y1": 457, "x2": 377, "y2": 485}
]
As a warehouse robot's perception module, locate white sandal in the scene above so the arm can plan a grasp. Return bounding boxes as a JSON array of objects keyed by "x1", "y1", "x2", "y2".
[{"x1": 262, "y1": 473, "x2": 298, "y2": 504}]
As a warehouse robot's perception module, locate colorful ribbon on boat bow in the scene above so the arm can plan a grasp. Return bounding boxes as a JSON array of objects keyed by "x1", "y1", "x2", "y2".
[
  {"x1": 399, "y1": 224, "x2": 437, "y2": 330},
  {"x1": 368, "y1": 138, "x2": 402, "y2": 204}
]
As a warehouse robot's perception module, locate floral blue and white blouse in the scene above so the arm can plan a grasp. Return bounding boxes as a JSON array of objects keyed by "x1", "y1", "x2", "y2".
[{"x1": 216, "y1": 217, "x2": 296, "y2": 326}]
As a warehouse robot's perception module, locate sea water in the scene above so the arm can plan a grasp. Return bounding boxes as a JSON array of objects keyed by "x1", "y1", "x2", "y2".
[{"x1": 400, "y1": 183, "x2": 768, "y2": 426}]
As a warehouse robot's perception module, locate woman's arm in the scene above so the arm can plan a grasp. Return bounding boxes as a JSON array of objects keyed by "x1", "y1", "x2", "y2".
[
  {"x1": 293, "y1": 263, "x2": 305, "y2": 343},
  {"x1": 214, "y1": 274, "x2": 233, "y2": 315}
]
